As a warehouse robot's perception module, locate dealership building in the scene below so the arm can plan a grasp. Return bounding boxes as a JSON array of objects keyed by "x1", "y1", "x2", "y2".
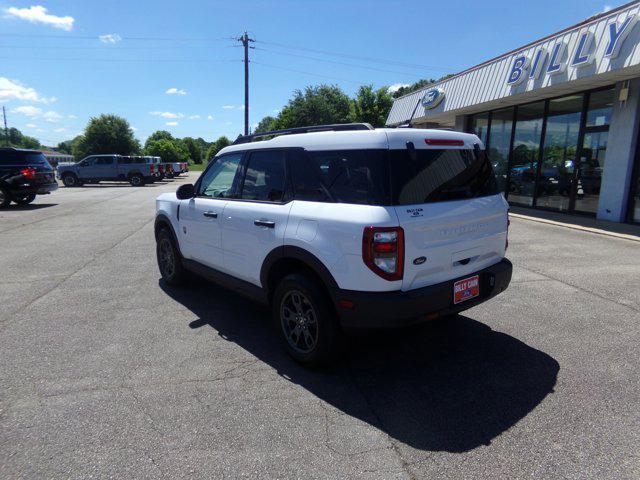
[{"x1": 386, "y1": 1, "x2": 640, "y2": 224}]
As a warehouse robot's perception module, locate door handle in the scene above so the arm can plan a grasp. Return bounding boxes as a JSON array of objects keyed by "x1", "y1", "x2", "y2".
[
  {"x1": 203, "y1": 211, "x2": 218, "y2": 218},
  {"x1": 254, "y1": 219, "x2": 275, "y2": 228}
]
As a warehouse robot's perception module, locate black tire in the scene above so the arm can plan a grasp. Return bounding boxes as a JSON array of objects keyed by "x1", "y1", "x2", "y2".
[
  {"x1": 14, "y1": 193, "x2": 36, "y2": 205},
  {"x1": 272, "y1": 273, "x2": 342, "y2": 366},
  {"x1": 156, "y1": 228, "x2": 187, "y2": 286},
  {"x1": 129, "y1": 174, "x2": 144, "y2": 187},
  {"x1": 0, "y1": 187, "x2": 10, "y2": 209},
  {"x1": 62, "y1": 173, "x2": 79, "y2": 187}
]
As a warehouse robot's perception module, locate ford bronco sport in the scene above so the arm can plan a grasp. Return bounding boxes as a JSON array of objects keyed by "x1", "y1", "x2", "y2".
[{"x1": 154, "y1": 124, "x2": 512, "y2": 365}]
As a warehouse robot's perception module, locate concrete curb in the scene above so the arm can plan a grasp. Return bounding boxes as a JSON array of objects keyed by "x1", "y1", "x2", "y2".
[{"x1": 509, "y1": 213, "x2": 640, "y2": 243}]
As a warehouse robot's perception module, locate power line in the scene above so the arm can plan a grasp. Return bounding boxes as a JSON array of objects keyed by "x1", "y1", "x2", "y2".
[
  {"x1": 256, "y1": 39, "x2": 454, "y2": 72},
  {"x1": 254, "y1": 47, "x2": 424, "y2": 78}
]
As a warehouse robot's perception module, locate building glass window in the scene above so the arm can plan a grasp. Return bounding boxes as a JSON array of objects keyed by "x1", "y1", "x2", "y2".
[
  {"x1": 471, "y1": 112, "x2": 490, "y2": 145},
  {"x1": 487, "y1": 107, "x2": 513, "y2": 193},
  {"x1": 509, "y1": 102, "x2": 545, "y2": 207},
  {"x1": 632, "y1": 161, "x2": 640, "y2": 223},
  {"x1": 586, "y1": 87, "x2": 615, "y2": 128},
  {"x1": 537, "y1": 95, "x2": 583, "y2": 212}
]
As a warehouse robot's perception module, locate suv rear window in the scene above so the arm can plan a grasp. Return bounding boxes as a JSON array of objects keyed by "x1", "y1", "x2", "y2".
[
  {"x1": 0, "y1": 151, "x2": 48, "y2": 166},
  {"x1": 389, "y1": 148, "x2": 499, "y2": 205}
]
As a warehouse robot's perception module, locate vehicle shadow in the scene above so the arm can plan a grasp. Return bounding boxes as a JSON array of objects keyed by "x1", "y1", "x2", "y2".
[
  {"x1": 7, "y1": 203, "x2": 57, "y2": 211},
  {"x1": 73, "y1": 183, "x2": 161, "y2": 188},
  {"x1": 160, "y1": 278, "x2": 559, "y2": 453}
]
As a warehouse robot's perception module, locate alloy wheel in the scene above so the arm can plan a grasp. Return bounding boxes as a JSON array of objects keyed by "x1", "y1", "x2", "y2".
[{"x1": 280, "y1": 290, "x2": 319, "y2": 354}]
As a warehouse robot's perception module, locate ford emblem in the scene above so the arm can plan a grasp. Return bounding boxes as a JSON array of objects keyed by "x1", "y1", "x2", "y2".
[
  {"x1": 413, "y1": 256, "x2": 427, "y2": 265},
  {"x1": 421, "y1": 87, "x2": 445, "y2": 109}
]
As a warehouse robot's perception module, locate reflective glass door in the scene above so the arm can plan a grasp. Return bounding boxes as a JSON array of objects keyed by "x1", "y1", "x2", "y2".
[{"x1": 575, "y1": 131, "x2": 607, "y2": 214}]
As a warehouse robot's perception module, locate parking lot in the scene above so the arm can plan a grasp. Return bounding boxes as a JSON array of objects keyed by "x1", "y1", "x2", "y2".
[{"x1": 1, "y1": 177, "x2": 639, "y2": 479}]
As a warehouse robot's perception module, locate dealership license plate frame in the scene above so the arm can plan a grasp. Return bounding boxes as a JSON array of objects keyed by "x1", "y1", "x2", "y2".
[{"x1": 453, "y1": 275, "x2": 480, "y2": 305}]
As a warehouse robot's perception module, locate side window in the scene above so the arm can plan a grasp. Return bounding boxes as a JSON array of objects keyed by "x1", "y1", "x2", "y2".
[
  {"x1": 81, "y1": 156, "x2": 95, "y2": 166},
  {"x1": 287, "y1": 149, "x2": 330, "y2": 202},
  {"x1": 198, "y1": 153, "x2": 243, "y2": 198},
  {"x1": 240, "y1": 150, "x2": 286, "y2": 202},
  {"x1": 97, "y1": 157, "x2": 114, "y2": 165}
]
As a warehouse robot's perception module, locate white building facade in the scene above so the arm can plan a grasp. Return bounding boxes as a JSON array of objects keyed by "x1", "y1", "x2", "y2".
[{"x1": 386, "y1": 1, "x2": 640, "y2": 224}]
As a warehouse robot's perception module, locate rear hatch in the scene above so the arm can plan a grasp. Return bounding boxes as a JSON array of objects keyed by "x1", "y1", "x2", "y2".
[
  {"x1": 388, "y1": 143, "x2": 508, "y2": 291},
  {"x1": 2, "y1": 150, "x2": 56, "y2": 185}
]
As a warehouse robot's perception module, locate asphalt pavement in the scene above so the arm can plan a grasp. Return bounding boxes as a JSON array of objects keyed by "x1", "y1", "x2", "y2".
[{"x1": 1, "y1": 177, "x2": 639, "y2": 479}]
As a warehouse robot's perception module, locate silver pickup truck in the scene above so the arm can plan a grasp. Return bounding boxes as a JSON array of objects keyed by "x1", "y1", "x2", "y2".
[{"x1": 57, "y1": 154, "x2": 156, "y2": 187}]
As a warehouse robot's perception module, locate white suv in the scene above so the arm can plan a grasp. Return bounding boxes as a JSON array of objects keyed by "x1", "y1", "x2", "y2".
[{"x1": 155, "y1": 124, "x2": 512, "y2": 365}]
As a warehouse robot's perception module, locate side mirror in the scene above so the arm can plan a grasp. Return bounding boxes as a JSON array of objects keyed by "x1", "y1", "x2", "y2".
[{"x1": 176, "y1": 183, "x2": 195, "y2": 200}]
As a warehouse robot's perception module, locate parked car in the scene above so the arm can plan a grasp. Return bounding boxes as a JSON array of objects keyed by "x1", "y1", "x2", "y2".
[
  {"x1": 154, "y1": 124, "x2": 512, "y2": 365},
  {"x1": 0, "y1": 147, "x2": 59, "y2": 208},
  {"x1": 57, "y1": 154, "x2": 156, "y2": 187}
]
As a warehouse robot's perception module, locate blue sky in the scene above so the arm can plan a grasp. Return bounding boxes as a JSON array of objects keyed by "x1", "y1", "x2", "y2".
[{"x1": 0, "y1": 0, "x2": 626, "y2": 146}]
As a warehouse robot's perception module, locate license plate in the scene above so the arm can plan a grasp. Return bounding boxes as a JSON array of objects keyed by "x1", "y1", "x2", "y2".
[{"x1": 453, "y1": 275, "x2": 480, "y2": 304}]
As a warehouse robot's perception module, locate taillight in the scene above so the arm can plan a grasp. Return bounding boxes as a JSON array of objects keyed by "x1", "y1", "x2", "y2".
[
  {"x1": 159, "y1": 165, "x2": 164, "y2": 173},
  {"x1": 20, "y1": 167, "x2": 36, "y2": 181},
  {"x1": 150, "y1": 164, "x2": 155, "y2": 173},
  {"x1": 362, "y1": 226, "x2": 404, "y2": 281},
  {"x1": 425, "y1": 138, "x2": 464, "y2": 146}
]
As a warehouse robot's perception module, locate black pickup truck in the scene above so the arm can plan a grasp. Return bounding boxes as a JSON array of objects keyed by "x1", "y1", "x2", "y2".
[{"x1": 0, "y1": 147, "x2": 59, "y2": 208}]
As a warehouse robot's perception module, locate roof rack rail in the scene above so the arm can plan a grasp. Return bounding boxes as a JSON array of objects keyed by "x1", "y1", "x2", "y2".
[{"x1": 232, "y1": 122, "x2": 374, "y2": 145}]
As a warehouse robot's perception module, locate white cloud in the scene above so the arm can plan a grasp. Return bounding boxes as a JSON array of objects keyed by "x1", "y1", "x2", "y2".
[
  {"x1": 272, "y1": 109, "x2": 281, "y2": 114},
  {"x1": 222, "y1": 105, "x2": 235, "y2": 110},
  {"x1": 36, "y1": 128, "x2": 44, "y2": 132},
  {"x1": 54, "y1": 127, "x2": 66, "y2": 133},
  {"x1": 387, "y1": 83, "x2": 410, "y2": 94},
  {"x1": 166, "y1": 121, "x2": 179, "y2": 126},
  {"x1": 149, "y1": 111, "x2": 184, "y2": 119},
  {"x1": 237, "y1": 105, "x2": 245, "y2": 110},
  {"x1": 188, "y1": 115, "x2": 201, "y2": 120},
  {"x1": 207, "y1": 115, "x2": 213, "y2": 120},
  {"x1": 603, "y1": 5, "x2": 612, "y2": 12},
  {"x1": 67, "y1": 114, "x2": 77, "y2": 119},
  {"x1": 4, "y1": 5, "x2": 74, "y2": 31},
  {"x1": 225, "y1": 121, "x2": 232, "y2": 125},
  {"x1": 99, "y1": 34, "x2": 122, "y2": 44},
  {"x1": 11, "y1": 105, "x2": 42, "y2": 117},
  {"x1": 131, "y1": 126, "x2": 138, "y2": 132},
  {"x1": 0, "y1": 77, "x2": 55, "y2": 103},
  {"x1": 11, "y1": 105, "x2": 63, "y2": 123},
  {"x1": 166, "y1": 87, "x2": 187, "y2": 96},
  {"x1": 43, "y1": 111, "x2": 62, "y2": 123},
  {"x1": 25, "y1": 123, "x2": 37, "y2": 128}
]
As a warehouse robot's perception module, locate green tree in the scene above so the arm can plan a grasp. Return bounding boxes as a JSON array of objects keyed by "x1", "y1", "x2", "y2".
[
  {"x1": 205, "y1": 136, "x2": 231, "y2": 161},
  {"x1": 145, "y1": 139, "x2": 183, "y2": 163},
  {"x1": 350, "y1": 85, "x2": 394, "y2": 127},
  {"x1": 276, "y1": 85, "x2": 352, "y2": 129},
  {"x1": 254, "y1": 116, "x2": 278, "y2": 134},
  {"x1": 0, "y1": 127, "x2": 41, "y2": 149},
  {"x1": 73, "y1": 114, "x2": 140, "y2": 159},
  {"x1": 391, "y1": 79, "x2": 436, "y2": 98},
  {"x1": 144, "y1": 130, "x2": 174, "y2": 150},
  {"x1": 182, "y1": 136, "x2": 203, "y2": 164}
]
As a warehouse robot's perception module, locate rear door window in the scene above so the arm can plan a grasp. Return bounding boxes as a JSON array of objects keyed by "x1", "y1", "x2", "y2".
[
  {"x1": 240, "y1": 150, "x2": 287, "y2": 202},
  {"x1": 389, "y1": 148, "x2": 499, "y2": 205},
  {"x1": 97, "y1": 157, "x2": 114, "y2": 165}
]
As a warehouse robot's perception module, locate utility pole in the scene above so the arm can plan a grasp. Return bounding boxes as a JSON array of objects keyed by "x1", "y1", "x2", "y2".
[
  {"x1": 2, "y1": 106, "x2": 8, "y2": 145},
  {"x1": 237, "y1": 31, "x2": 255, "y2": 136}
]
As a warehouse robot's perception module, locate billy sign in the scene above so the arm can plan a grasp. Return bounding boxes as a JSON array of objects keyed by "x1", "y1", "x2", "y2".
[{"x1": 507, "y1": 14, "x2": 638, "y2": 85}]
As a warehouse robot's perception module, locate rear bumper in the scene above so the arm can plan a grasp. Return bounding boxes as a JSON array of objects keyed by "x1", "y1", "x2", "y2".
[
  {"x1": 336, "y1": 258, "x2": 512, "y2": 329},
  {"x1": 11, "y1": 182, "x2": 59, "y2": 196}
]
